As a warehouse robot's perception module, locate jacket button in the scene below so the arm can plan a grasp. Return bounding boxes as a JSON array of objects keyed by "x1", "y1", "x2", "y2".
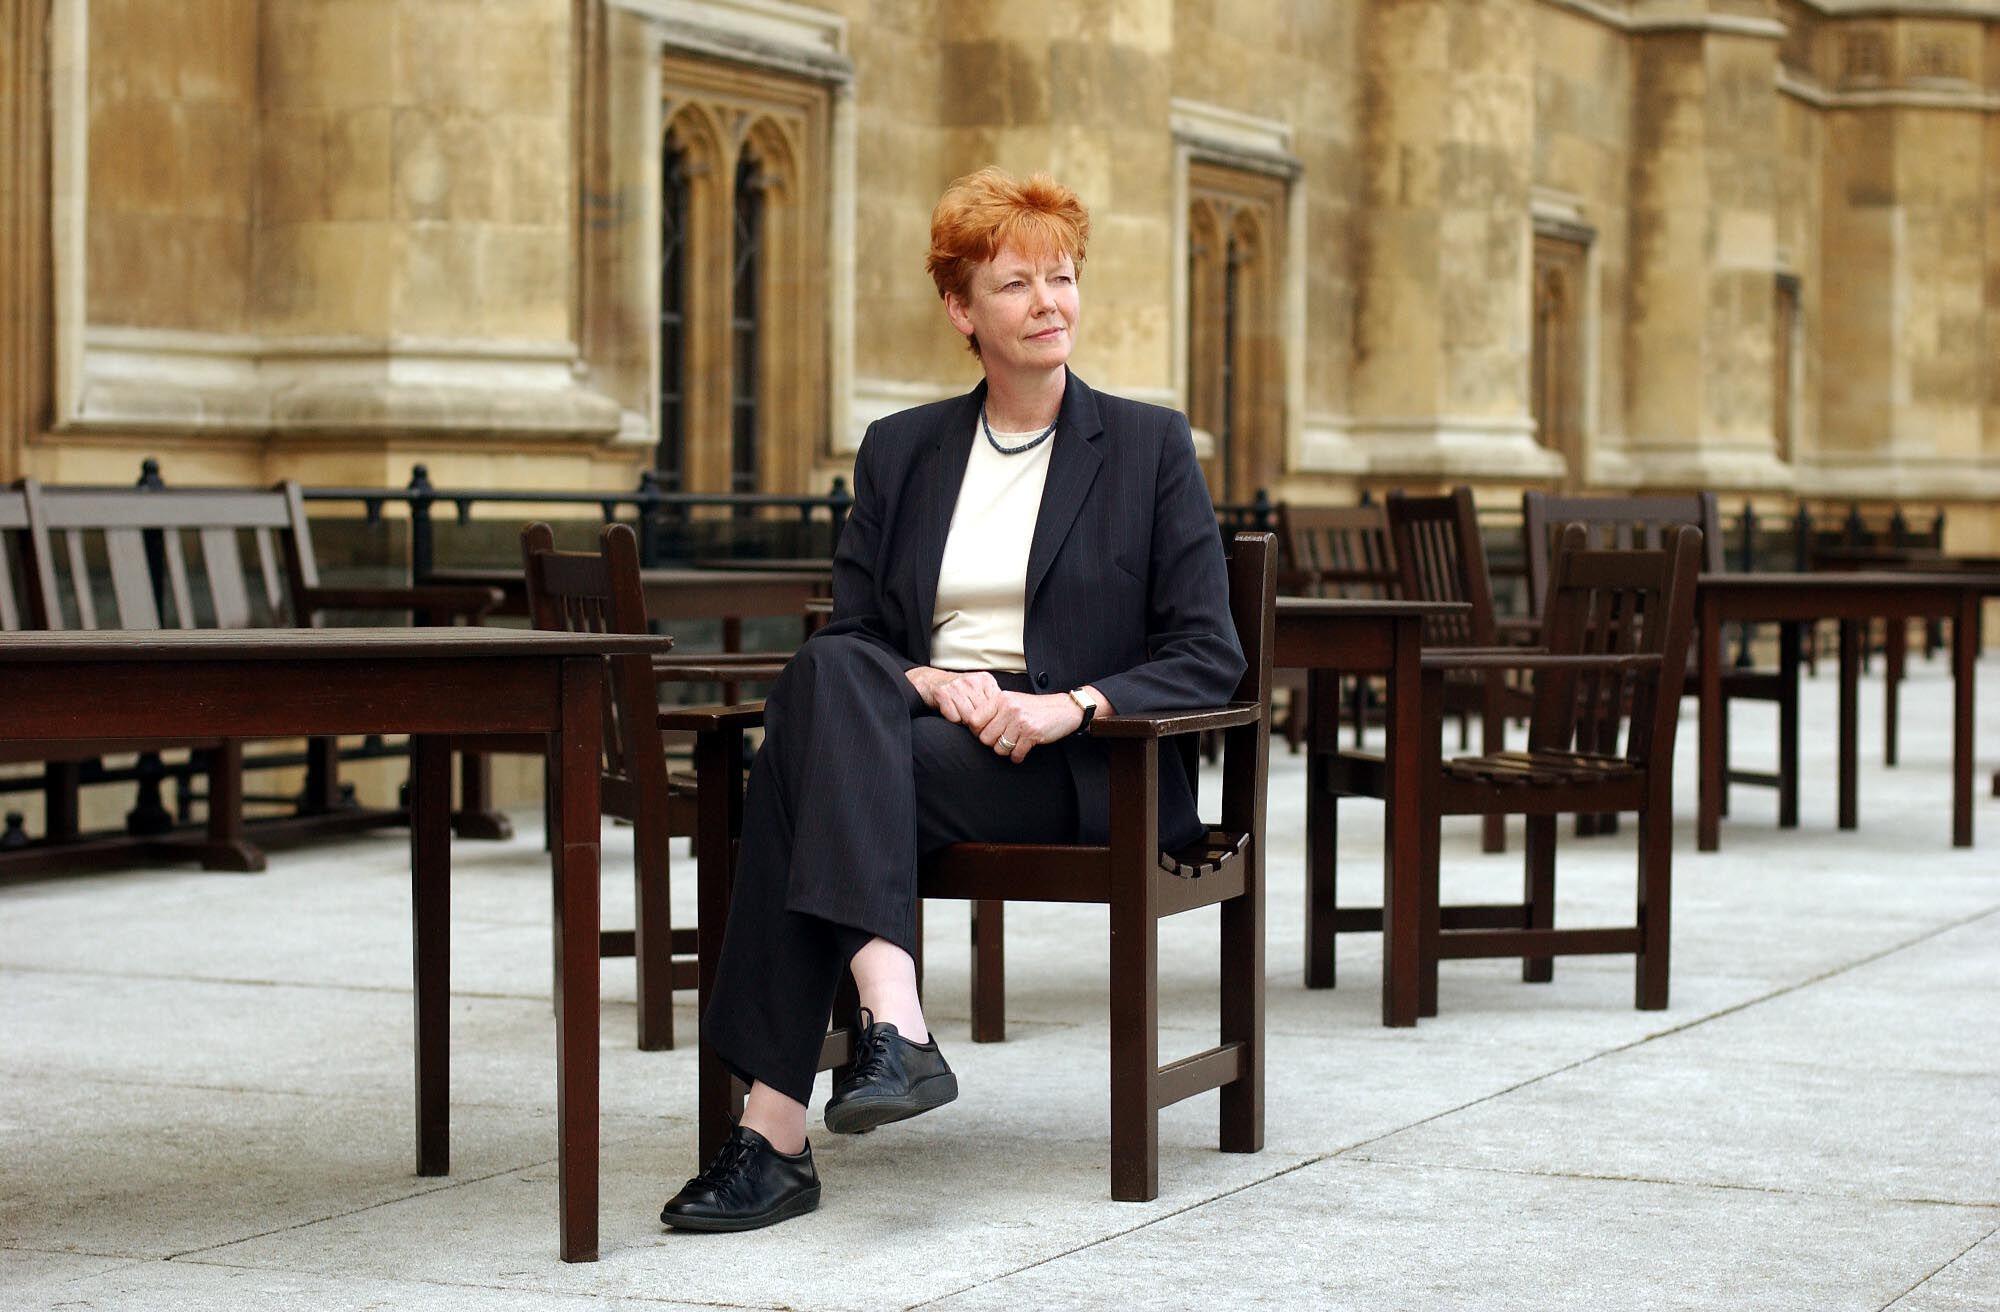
[{"x1": 1034, "y1": 671, "x2": 1050, "y2": 689}]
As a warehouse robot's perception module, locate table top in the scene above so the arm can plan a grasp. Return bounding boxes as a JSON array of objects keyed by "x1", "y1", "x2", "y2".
[
  {"x1": 0, "y1": 627, "x2": 677, "y2": 663},
  {"x1": 1698, "y1": 570, "x2": 2000, "y2": 591}
]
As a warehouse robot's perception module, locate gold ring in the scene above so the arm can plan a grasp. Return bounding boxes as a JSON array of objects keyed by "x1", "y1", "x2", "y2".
[{"x1": 997, "y1": 736, "x2": 1017, "y2": 752}]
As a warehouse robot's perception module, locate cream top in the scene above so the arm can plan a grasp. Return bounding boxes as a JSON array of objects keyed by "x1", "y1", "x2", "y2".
[{"x1": 929, "y1": 418, "x2": 1056, "y2": 672}]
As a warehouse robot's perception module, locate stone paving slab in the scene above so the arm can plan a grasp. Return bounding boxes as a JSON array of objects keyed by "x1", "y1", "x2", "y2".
[{"x1": 920, "y1": 1157, "x2": 2000, "y2": 1312}]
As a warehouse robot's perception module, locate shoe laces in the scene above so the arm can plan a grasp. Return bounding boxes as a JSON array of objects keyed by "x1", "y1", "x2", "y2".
[
  {"x1": 692, "y1": 1130, "x2": 760, "y2": 1191},
  {"x1": 847, "y1": 1006, "x2": 895, "y2": 1083}
]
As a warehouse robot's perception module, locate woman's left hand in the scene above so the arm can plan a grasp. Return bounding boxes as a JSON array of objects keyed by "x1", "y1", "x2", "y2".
[{"x1": 974, "y1": 692, "x2": 1084, "y2": 763}]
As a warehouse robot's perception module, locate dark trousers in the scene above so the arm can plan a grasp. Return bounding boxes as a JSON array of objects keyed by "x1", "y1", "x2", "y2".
[{"x1": 703, "y1": 634, "x2": 1080, "y2": 1105}]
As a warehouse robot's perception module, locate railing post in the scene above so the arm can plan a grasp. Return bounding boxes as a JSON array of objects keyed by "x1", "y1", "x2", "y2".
[
  {"x1": 634, "y1": 470, "x2": 662, "y2": 567},
  {"x1": 1844, "y1": 501, "x2": 1865, "y2": 547},
  {"x1": 828, "y1": 475, "x2": 852, "y2": 551},
  {"x1": 136, "y1": 457, "x2": 164, "y2": 491},
  {"x1": 1889, "y1": 504, "x2": 1909, "y2": 546},
  {"x1": 407, "y1": 463, "x2": 435, "y2": 581},
  {"x1": 1793, "y1": 504, "x2": 1813, "y2": 571},
  {"x1": 1252, "y1": 487, "x2": 1274, "y2": 532}
]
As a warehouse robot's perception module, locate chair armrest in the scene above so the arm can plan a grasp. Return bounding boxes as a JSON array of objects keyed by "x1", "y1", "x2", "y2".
[
  {"x1": 660, "y1": 701, "x2": 767, "y2": 732},
  {"x1": 1493, "y1": 615, "x2": 1541, "y2": 644},
  {"x1": 299, "y1": 584, "x2": 505, "y2": 621},
  {"x1": 1420, "y1": 650, "x2": 1662, "y2": 674},
  {"x1": 1089, "y1": 702, "x2": 1263, "y2": 739},
  {"x1": 656, "y1": 661, "x2": 790, "y2": 683}
]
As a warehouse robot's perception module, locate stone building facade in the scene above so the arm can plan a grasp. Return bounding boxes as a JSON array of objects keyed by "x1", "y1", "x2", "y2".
[{"x1": 4, "y1": 0, "x2": 1999, "y2": 540}]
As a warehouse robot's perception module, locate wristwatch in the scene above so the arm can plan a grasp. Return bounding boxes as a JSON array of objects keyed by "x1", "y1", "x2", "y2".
[{"x1": 1067, "y1": 686, "x2": 1099, "y2": 733}]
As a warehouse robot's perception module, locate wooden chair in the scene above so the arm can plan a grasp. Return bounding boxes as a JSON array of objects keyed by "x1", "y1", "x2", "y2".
[
  {"x1": 1324, "y1": 524, "x2": 1702, "y2": 1013},
  {"x1": 1383, "y1": 487, "x2": 1519, "y2": 853},
  {"x1": 1522, "y1": 492, "x2": 1796, "y2": 833},
  {"x1": 1276, "y1": 502, "x2": 1397, "y2": 751},
  {"x1": 515, "y1": 521, "x2": 786, "y2": 1052},
  {"x1": 677, "y1": 532, "x2": 1277, "y2": 1201}
]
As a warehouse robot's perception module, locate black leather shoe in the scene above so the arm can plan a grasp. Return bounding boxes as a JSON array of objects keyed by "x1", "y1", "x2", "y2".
[
  {"x1": 659, "y1": 1125, "x2": 820, "y2": 1233},
  {"x1": 823, "y1": 1008, "x2": 959, "y2": 1135}
]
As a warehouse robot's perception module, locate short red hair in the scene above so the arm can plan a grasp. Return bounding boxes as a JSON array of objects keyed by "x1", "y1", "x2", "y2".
[{"x1": 925, "y1": 167, "x2": 1090, "y2": 305}]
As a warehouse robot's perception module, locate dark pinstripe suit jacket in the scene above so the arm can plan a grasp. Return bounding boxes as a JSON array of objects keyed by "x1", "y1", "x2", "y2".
[{"x1": 816, "y1": 369, "x2": 1246, "y2": 847}]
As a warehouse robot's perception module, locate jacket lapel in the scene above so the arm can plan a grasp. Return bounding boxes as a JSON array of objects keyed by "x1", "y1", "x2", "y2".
[
  {"x1": 1024, "y1": 371, "x2": 1106, "y2": 609},
  {"x1": 911, "y1": 381, "x2": 984, "y2": 664}
]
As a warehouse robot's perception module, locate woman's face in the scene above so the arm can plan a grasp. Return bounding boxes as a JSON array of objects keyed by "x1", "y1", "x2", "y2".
[{"x1": 946, "y1": 246, "x2": 1080, "y2": 377}]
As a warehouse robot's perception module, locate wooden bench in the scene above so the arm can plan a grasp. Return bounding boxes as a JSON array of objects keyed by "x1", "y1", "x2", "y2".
[{"x1": 0, "y1": 479, "x2": 499, "y2": 878}]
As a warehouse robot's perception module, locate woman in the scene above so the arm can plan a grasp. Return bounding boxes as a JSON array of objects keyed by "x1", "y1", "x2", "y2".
[{"x1": 660, "y1": 167, "x2": 1244, "y2": 1232}]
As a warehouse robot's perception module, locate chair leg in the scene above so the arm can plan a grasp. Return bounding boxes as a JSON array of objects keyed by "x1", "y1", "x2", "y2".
[
  {"x1": 632, "y1": 809, "x2": 674, "y2": 1052},
  {"x1": 1218, "y1": 849, "x2": 1264, "y2": 1155},
  {"x1": 1778, "y1": 622, "x2": 1802, "y2": 828},
  {"x1": 1716, "y1": 690, "x2": 1731, "y2": 818},
  {"x1": 1419, "y1": 784, "x2": 1441, "y2": 1020},
  {"x1": 1480, "y1": 685, "x2": 1506, "y2": 854},
  {"x1": 1522, "y1": 814, "x2": 1555, "y2": 983},
  {"x1": 970, "y1": 900, "x2": 1005, "y2": 1042},
  {"x1": 1107, "y1": 744, "x2": 1160, "y2": 1202},
  {"x1": 1635, "y1": 792, "x2": 1672, "y2": 1011}
]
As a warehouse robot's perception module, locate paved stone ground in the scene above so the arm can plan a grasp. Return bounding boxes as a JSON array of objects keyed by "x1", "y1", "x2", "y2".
[{"x1": 4, "y1": 656, "x2": 1998, "y2": 1310}]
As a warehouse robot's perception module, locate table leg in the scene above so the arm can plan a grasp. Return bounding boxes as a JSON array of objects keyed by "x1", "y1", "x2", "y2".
[
  {"x1": 1953, "y1": 592, "x2": 1976, "y2": 848},
  {"x1": 1778, "y1": 622, "x2": 1801, "y2": 829},
  {"x1": 1839, "y1": 619, "x2": 1860, "y2": 830},
  {"x1": 1382, "y1": 619, "x2": 1422, "y2": 1027},
  {"x1": 1885, "y1": 619, "x2": 1906, "y2": 767},
  {"x1": 410, "y1": 733, "x2": 451, "y2": 1178},
  {"x1": 1305, "y1": 667, "x2": 1340, "y2": 990},
  {"x1": 1698, "y1": 603, "x2": 1723, "y2": 852},
  {"x1": 553, "y1": 658, "x2": 603, "y2": 1263}
]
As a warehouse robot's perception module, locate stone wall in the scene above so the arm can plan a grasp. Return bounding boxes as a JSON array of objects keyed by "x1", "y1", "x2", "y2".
[{"x1": 4, "y1": 0, "x2": 1999, "y2": 528}]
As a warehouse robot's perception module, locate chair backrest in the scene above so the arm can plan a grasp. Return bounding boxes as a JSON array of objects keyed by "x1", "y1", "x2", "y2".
[
  {"x1": 18, "y1": 480, "x2": 295, "y2": 631},
  {"x1": 1220, "y1": 531, "x2": 1277, "y2": 837},
  {"x1": 1225, "y1": 531, "x2": 1277, "y2": 708},
  {"x1": 1276, "y1": 502, "x2": 1396, "y2": 599},
  {"x1": 0, "y1": 487, "x2": 29, "y2": 631},
  {"x1": 1521, "y1": 491, "x2": 1723, "y2": 618},
  {"x1": 521, "y1": 521, "x2": 670, "y2": 809},
  {"x1": 1529, "y1": 522, "x2": 1704, "y2": 769},
  {"x1": 1384, "y1": 486, "x2": 1497, "y2": 647}
]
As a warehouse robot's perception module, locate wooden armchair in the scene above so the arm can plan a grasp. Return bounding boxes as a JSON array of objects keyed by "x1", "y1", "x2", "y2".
[
  {"x1": 515, "y1": 522, "x2": 786, "y2": 1052},
  {"x1": 675, "y1": 532, "x2": 1277, "y2": 1202},
  {"x1": 1321, "y1": 524, "x2": 1702, "y2": 1015},
  {"x1": 1521, "y1": 492, "x2": 1796, "y2": 832},
  {"x1": 1383, "y1": 486, "x2": 1522, "y2": 853}
]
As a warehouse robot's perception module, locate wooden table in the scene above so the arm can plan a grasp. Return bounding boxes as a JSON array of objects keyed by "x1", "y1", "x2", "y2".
[
  {"x1": 0, "y1": 627, "x2": 673, "y2": 1263},
  {"x1": 1696, "y1": 573, "x2": 1991, "y2": 851},
  {"x1": 426, "y1": 565, "x2": 828, "y2": 622},
  {"x1": 1277, "y1": 596, "x2": 1468, "y2": 1028}
]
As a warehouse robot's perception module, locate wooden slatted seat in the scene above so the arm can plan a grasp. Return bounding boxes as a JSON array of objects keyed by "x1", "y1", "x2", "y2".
[{"x1": 677, "y1": 532, "x2": 1277, "y2": 1202}]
